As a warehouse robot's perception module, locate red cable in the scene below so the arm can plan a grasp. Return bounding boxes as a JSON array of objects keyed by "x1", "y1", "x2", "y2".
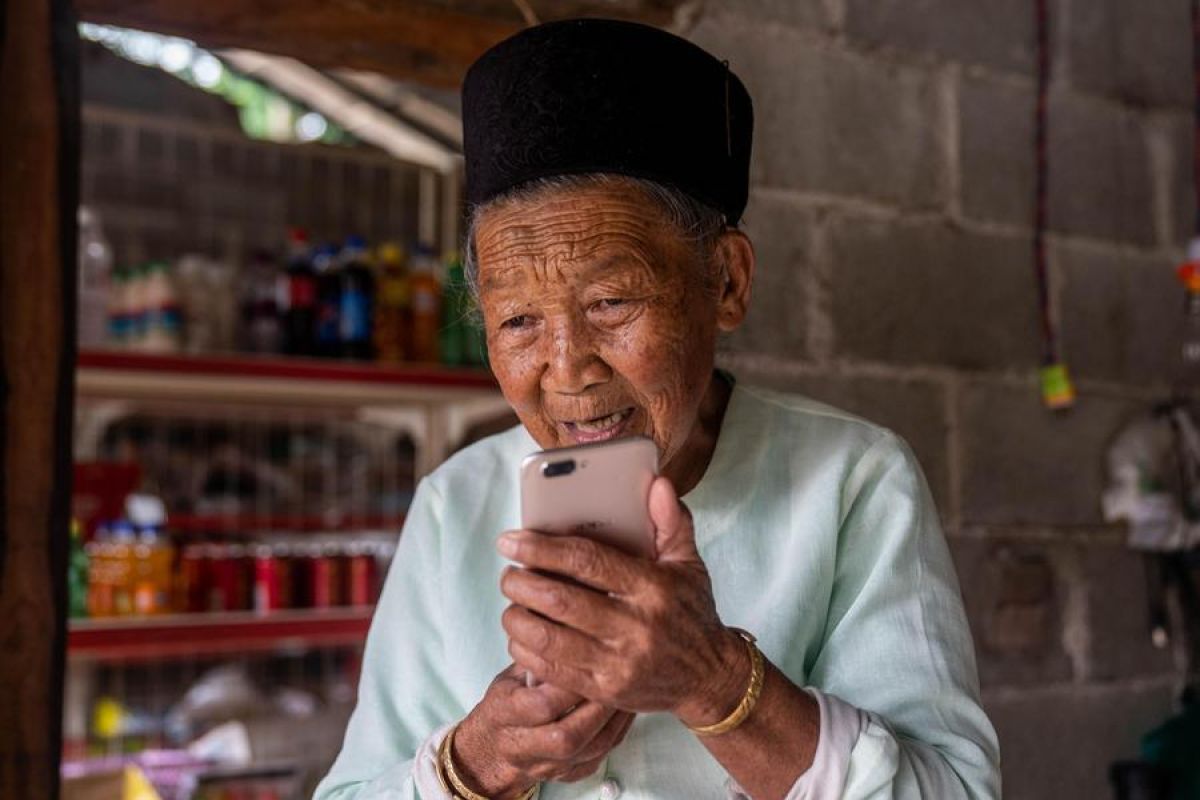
[{"x1": 1033, "y1": 0, "x2": 1057, "y2": 365}]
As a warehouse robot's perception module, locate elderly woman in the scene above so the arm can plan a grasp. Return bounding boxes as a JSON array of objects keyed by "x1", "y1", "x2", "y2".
[{"x1": 316, "y1": 19, "x2": 999, "y2": 800}]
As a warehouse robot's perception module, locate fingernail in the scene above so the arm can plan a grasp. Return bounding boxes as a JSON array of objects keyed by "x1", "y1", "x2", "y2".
[{"x1": 497, "y1": 532, "x2": 519, "y2": 557}]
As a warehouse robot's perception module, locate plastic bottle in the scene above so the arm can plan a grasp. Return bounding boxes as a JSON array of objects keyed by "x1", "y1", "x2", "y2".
[
  {"x1": 313, "y1": 244, "x2": 343, "y2": 358},
  {"x1": 338, "y1": 236, "x2": 375, "y2": 360},
  {"x1": 372, "y1": 242, "x2": 410, "y2": 363},
  {"x1": 106, "y1": 267, "x2": 130, "y2": 348},
  {"x1": 408, "y1": 244, "x2": 442, "y2": 363},
  {"x1": 126, "y1": 263, "x2": 149, "y2": 350},
  {"x1": 133, "y1": 525, "x2": 174, "y2": 615},
  {"x1": 281, "y1": 227, "x2": 318, "y2": 356},
  {"x1": 141, "y1": 261, "x2": 183, "y2": 353},
  {"x1": 77, "y1": 206, "x2": 113, "y2": 348},
  {"x1": 439, "y1": 254, "x2": 469, "y2": 366},
  {"x1": 85, "y1": 523, "x2": 112, "y2": 617},
  {"x1": 68, "y1": 519, "x2": 89, "y2": 619},
  {"x1": 242, "y1": 250, "x2": 283, "y2": 354},
  {"x1": 108, "y1": 520, "x2": 137, "y2": 616}
]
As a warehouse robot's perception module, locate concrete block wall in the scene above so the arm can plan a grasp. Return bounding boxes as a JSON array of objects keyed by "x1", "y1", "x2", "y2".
[{"x1": 686, "y1": 1, "x2": 1192, "y2": 797}]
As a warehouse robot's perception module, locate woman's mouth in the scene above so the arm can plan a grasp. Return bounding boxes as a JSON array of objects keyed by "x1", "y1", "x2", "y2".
[{"x1": 563, "y1": 408, "x2": 634, "y2": 443}]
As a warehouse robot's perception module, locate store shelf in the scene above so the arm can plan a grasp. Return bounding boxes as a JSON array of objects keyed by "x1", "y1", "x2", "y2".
[
  {"x1": 75, "y1": 349, "x2": 502, "y2": 409},
  {"x1": 167, "y1": 513, "x2": 404, "y2": 534},
  {"x1": 68, "y1": 608, "x2": 374, "y2": 662},
  {"x1": 78, "y1": 350, "x2": 497, "y2": 389},
  {"x1": 75, "y1": 350, "x2": 514, "y2": 475}
]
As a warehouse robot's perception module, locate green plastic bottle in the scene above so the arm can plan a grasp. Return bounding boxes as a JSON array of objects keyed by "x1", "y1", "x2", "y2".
[{"x1": 68, "y1": 519, "x2": 89, "y2": 619}]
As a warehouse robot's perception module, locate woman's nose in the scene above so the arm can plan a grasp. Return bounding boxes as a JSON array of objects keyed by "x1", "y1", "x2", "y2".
[{"x1": 541, "y1": 314, "x2": 611, "y2": 394}]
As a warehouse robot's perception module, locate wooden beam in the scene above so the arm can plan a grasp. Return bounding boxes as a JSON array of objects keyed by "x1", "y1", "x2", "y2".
[
  {"x1": 0, "y1": 0, "x2": 77, "y2": 794},
  {"x1": 73, "y1": 0, "x2": 685, "y2": 88},
  {"x1": 74, "y1": 0, "x2": 523, "y2": 87}
]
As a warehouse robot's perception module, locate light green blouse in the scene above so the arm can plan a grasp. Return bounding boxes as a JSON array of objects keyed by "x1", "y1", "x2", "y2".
[{"x1": 315, "y1": 382, "x2": 1001, "y2": 799}]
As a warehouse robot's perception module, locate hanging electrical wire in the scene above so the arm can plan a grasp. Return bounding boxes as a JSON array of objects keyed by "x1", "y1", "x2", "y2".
[{"x1": 1034, "y1": 0, "x2": 1076, "y2": 410}]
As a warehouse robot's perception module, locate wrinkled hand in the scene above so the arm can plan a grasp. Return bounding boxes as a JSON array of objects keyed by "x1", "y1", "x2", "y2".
[
  {"x1": 497, "y1": 476, "x2": 747, "y2": 727},
  {"x1": 454, "y1": 664, "x2": 636, "y2": 797}
]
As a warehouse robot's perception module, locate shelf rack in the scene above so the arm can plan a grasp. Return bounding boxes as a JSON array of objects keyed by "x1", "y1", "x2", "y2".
[{"x1": 68, "y1": 608, "x2": 375, "y2": 663}]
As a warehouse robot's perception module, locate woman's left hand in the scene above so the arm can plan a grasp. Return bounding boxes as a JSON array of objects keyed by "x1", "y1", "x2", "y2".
[{"x1": 497, "y1": 476, "x2": 749, "y2": 727}]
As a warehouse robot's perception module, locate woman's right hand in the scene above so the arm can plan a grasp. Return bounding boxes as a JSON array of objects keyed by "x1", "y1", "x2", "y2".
[{"x1": 451, "y1": 664, "x2": 635, "y2": 798}]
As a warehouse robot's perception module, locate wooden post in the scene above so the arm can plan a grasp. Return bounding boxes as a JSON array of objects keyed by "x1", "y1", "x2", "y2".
[{"x1": 0, "y1": 0, "x2": 79, "y2": 794}]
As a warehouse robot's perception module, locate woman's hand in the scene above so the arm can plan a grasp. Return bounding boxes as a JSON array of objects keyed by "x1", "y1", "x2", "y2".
[
  {"x1": 496, "y1": 476, "x2": 750, "y2": 728},
  {"x1": 453, "y1": 664, "x2": 636, "y2": 798}
]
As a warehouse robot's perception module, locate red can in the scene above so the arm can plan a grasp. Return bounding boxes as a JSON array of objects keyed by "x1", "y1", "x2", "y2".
[
  {"x1": 253, "y1": 544, "x2": 285, "y2": 613},
  {"x1": 346, "y1": 542, "x2": 378, "y2": 606},
  {"x1": 306, "y1": 543, "x2": 334, "y2": 609},
  {"x1": 179, "y1": 543, "x2": 209, "y2": 613},
  {"x1": 210, "y1": 543, "x2": 249, "y2": 612}
]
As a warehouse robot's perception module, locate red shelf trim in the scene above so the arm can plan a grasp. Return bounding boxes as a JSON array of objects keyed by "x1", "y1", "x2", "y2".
[
  {"x1": 78, "y1": 349, "x2": 497, "y2": 389},
  {"x1": 68, "y1": 608, "x2": 373, "y2": 662}
]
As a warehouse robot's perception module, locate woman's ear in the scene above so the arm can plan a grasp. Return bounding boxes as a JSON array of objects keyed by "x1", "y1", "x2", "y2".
[{"x1": 713, "y1": 230, "x2": 755, "y2": 333}]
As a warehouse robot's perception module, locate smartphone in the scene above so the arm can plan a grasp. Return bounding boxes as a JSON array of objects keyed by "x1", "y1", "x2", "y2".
[{"x1": 519, "y1": 435, "x2": 659, "y2": 559}]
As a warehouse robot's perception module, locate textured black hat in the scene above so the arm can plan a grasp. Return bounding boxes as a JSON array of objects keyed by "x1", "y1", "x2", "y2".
[{"x1": 462, "y1": 18, "x2": 754, "y2": 224}]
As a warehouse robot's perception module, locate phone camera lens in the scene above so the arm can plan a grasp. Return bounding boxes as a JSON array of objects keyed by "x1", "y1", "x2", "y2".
[{"x1": 543, "y1": 459, "x2": 577, "y2": 478}]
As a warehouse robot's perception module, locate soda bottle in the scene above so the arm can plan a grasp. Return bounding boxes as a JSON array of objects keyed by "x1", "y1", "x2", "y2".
[
  {"x1": 68, "y1": 519, "x2": 89, "y2": 619},
  {"x1": 281, "y1": 227, "x2": 318, "y2": 356},
  {"x1": 106, "y1": 267, "x2": 130, "y2": 348},
  {"x1": 373, "y1": 242, "x2": 410, "y2": 363},
  {"x1": 242, "y1": 250, "x2": 283, "y2": 354},
  {"x1": 141, "y1": 261, "x2": 183, "y2": 353},
  {"x1": 313, "y1": 244, "x2": 342, "y2": 358},
  {"x1": 339, "y1": 236, "x2": 375, "y2": 360},
  {"x1": 408, "y1": 245, "x2": 442, "y2": 363},
  {"x1": 439, "y1": 254, "x2": 468, "y2": 365}
]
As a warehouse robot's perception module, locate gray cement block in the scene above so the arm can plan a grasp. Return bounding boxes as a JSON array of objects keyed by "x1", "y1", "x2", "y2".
[
  {"x1": 960, "y1": 76, "x2": 1033, "y2": 227},
  {"x1": 1068, "y1": 0, "x2": 1192, "y2": 109},
  {"x1": 828, "y1": 216, "x2": 1042, "y2": 370},
  {"x1": 689, "y1": 19, "x2": 947, "y2": 208},
  {"x1": 845, "y1": 0, "x2": 1036, "y2": 73},
  {"x1": 1048, "y1": 94, "x2": 1157, "y2": 245},
  {"x1": 1164, "y1": 115, "x2": 1198, "y2": 249},
  {"x1": 1058, "y1": 243, "x2": 1183, "y2": 385},
  {"x1": 960, "y1": 76, "x2": 1156, "y2": 243},
  {"x1": 721, "y1": 192, "x2": 816, "y2": 359},
  {"x1": 725, "y1": 0, "x2": 832, "y2": 31},
  {"x1": 949, "y1": 538, "x2": 1074, "y2": 689},
  {"x1": 984, "y1": 683, "x2": 1175, "y2": 800},
  {"x1": 960, "y1": 382, "x2": 1135, "y2": 526},
  {"x1": 736, "y1": 371, "x2": 951, "y2": 509},
  {"x1": 1082, "y1": 545, "x2": 1175, "y2": 681}
]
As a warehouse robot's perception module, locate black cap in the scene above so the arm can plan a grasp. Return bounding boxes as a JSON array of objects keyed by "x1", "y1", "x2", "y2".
[{"x1": 462, "y1": 18, "x2": 754, "y2": 224}]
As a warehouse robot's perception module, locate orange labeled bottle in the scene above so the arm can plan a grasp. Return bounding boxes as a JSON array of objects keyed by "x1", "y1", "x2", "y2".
[
  {"x1": 372, "y1": 242, "x2": 410, "y2": 363},
  {"x1": 408, "y1": 245, "x2": 442, "y2": 363}
]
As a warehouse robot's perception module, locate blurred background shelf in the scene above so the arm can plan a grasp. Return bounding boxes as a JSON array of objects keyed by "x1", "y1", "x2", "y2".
[
  {"x1": 165, "y1": 513, "x2": 405, "y2": 534},
  {"x1": 69, "y1": 608, "x2": 375, "y2": 663}
]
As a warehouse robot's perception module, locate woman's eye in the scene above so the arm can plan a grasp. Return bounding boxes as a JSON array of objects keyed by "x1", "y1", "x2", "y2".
[
  {"x1": 500, "y1": 314, "x2": 532, "y2": 330},
  {"x1": 593, "y1": 298, "x2": 627, "y2": 310}
]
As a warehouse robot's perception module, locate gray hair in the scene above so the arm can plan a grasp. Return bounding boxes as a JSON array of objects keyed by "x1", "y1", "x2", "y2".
[{"x1": 461, "y1": 173, "x2": 731, "y2": 313}]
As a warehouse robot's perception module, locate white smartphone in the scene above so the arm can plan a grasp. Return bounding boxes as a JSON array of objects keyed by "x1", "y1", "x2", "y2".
[
  {"x1": 517, "y1": 436, "x2": 658, "y2": 688},
  {"x1": 519, "y1": 435, "x2": 659, "y2": 559}
]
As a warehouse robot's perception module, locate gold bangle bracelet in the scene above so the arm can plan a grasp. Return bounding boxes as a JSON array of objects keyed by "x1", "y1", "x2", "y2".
[
  {"x1": 687, "y1": 628, "x2": 765, "y2": 738},
  {"x1": 438, "y1": 723, "x2": 538, "y2": 800}
]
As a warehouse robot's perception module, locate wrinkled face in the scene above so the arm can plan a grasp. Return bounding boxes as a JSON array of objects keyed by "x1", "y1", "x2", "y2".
[{"x1": 476, "y1": 184, "x2": 722, "y2": 474}]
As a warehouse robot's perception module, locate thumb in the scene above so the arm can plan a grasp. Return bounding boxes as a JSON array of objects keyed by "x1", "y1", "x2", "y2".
[{"x1": 649, "y1": 476, "x2": 700, "y2": 564}]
